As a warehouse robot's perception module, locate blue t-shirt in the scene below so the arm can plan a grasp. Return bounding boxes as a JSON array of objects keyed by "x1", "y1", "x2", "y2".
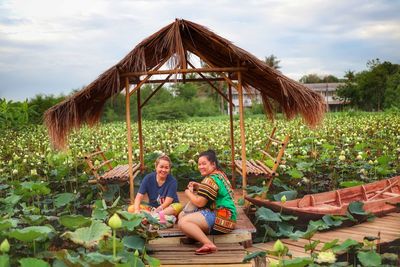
[{"x1": 138, "y1": 172, "x2": 179, "y2": 208}]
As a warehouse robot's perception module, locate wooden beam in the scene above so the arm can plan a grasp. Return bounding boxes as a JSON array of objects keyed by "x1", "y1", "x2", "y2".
[
  {"x1": 187, "y1": 48, "x2": 240, "y2": 91},
  {"x1": 127, "y1": 55, "x2": 172, "y2": 97},
  {"x1": 143, "y1": 77, "x2": 227, "y2": 84},
  {"x1": 125, "y1": 77, "x2": 134, "y2": 203},
  {"x1": 120, "y1": 67, "x2": 247, "y2": 78},
  {"x1": 137, "y1": 87, "x2": 144, "y2": 171},
  {"x1": 140, "y1": 73, "x2": 173, "y2": 108},
  {"x1": 187, "y1": 61, "x2": 229, "y2": 102},
  {"x1": 228, "y1": 81, "x2": 236, "y2": 188},
  {"x1": 237, "y1": 71, "x2": 247, "y2": 196},
  {"x1": 129, "y1": 74, "x2": 152, "y2": 97}
]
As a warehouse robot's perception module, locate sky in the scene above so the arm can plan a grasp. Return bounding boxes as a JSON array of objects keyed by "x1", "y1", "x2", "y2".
[{"x1": 1, "y1": 0, "x2": 399, "y2": 101}]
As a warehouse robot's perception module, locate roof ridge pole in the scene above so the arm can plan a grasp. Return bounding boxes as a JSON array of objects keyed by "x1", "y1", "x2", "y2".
[
  {"x1": 228, "y1": 74, "x2": 236, "y2": 189},
  {"x1": 237, "y1": 70, "x2": 247, "y2": 197},
  {"x1": 125, "y1": 77, "x2": 135, "y2": 203}
]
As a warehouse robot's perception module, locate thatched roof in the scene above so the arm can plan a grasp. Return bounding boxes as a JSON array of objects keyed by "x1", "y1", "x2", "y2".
[{"x1": 45, "y1": 19, "x2": 326, "y2": 149}]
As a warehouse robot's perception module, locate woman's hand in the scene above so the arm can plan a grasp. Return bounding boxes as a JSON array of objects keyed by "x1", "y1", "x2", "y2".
[
  {"x1": 154, "y1": 206, "x2": 163, "y2": 213},
  {"x1": 187, "y1": 184, "x2": 194, "y2": 193},
  {"x1": 188, "y1": 181, "x2": 199, "y2": 191}
]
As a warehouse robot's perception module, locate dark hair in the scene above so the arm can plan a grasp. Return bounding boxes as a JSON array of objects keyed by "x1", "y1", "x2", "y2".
[{"x1": 198, "y1": 149, "x2": 221, "y2": 170}]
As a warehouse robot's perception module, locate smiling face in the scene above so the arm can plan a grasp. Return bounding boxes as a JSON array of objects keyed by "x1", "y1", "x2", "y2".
[
  {"x1": 198, "y1": 156, "x2": 216, "y2": 176},
  {"x1": 156, "y1": 159, "x2": 171, "y2": 180}
]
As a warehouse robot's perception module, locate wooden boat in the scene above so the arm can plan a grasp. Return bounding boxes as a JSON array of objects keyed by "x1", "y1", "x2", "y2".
[{"x1": 246, "y1": 176, "x2": 400, "y2": 220}]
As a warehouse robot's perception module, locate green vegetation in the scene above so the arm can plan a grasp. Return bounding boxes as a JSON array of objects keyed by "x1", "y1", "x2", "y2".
[
  {"x1": 0, "y1": 112, "x2": 399, "y2": 265},
  {"x1": 337, "y1": 59, "x2": 400, "y2": 111}
]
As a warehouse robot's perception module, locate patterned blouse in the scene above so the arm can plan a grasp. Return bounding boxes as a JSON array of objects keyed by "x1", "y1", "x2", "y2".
[{"x1": 197, "y1": 171, "x2": 237, "y2": 233}]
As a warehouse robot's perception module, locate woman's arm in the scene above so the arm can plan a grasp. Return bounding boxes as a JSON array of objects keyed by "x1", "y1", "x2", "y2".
[
  {"x1": 133, "y1": 193, "x2": 144, "y2": 213},
  {"x1": 154, "y1": 196, "x2": 174, "y2": 212},
  {"x1": 185, "y1": 188, "x2": 208, "y2": 207}
]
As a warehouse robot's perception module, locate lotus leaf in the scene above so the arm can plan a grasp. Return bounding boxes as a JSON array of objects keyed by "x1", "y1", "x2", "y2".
[
  {"x1": 54, "y1": 193, "x2": 75, "y2": 208},
  {"x1": 0, "y1": 255, "x2": 10, "y2": 267},
  {"x1": 281, "y1": 257, "x2": 313, "y2": 267},
  {"x1": 255, "y1": 207, "x2": 281, "y2": 223},
  {"x1": 122, "y1": 235, "x2": 145, "y2": 251},
  {"x1": 19, "y1": 258, "x2": 50, "y2": 267},
  {"x1": 332, "y1": 238, "x2": 360, "y2": 253},
  {"x1": 59, "y1": 215, "x2": 91, "y2": 230},
  {"x1": 287, "y1": 169, "x2": 303, "y2": 179},
  {"x1": 348, "y1": 201, "x2": 368, "y2": 215},
  {"x1": 357, "y1": 251, "x2": 382, "y2": 267},
  {"x1": 8, "y1": 226, "x2": 53, "y2": 242},
  {"x1": 0, "y1": 219, "x2": 17, "y2": 232},
  {"x1": 340, "y1": 181, "x2": 364, "y2": 188},
  {"x1": 61, "y1": 220, "x2": 111, "y2": 248}
]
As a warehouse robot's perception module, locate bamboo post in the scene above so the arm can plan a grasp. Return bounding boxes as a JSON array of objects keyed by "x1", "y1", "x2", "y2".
[
  {"x1": 125, "y1": 77, "x2": 134, "y2": 203},
  {"x1": 228, "y1": 81, "x2": 236, "y2": 188},
  {"x1": 237, "y1": 71, "x2": 247, "y2": 196},
  {"x1": 137, "y1": 87, "x2": 144, "y2": 171}
]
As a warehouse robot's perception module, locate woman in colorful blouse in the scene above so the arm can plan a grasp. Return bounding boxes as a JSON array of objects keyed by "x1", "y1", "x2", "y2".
[{"x1": 178, "y1": 150, "x2": 237, "y2": 255}]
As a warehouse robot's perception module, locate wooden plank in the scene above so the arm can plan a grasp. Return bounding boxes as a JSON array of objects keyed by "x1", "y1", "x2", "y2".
[
  {"x1": 120, "y1": 67, "x2": 248, "y2": 78},
  {"x1": 154, "y1": 251, "x2": 246, "y2": 259},
  {"x1": 149, "y1": 232, "x2": 252, "y2": 245},
  {"x1": 342, "y1": 223, "x2": 399, "y2": 234},
  {"x1": 149, "y1": 243, "x2": 248, "y2": 265},
  {"x1": 148, "y1": 243, "x2": 244, "y2": 252}
]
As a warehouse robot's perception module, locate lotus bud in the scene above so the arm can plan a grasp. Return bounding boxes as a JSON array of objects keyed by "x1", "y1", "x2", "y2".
[
  {"x1": 108, "y1": 213, "x2": 122, "y2": 229},
  {"x1": 280, "y1": 195, "x2": 287, "y2": 204},
  {"x1": 134, "y1": 249, "x2": 139, "y2": 257},
  {"x1": 0, "y1": 239, "x2": 10, "y2": 253},
  {"x1": 273, "y1": 239, "x2": 285, "y2": 253}
]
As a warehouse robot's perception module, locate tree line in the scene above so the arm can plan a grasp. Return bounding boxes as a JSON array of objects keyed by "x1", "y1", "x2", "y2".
[
  {"x1": 1, "y1": 57, "x2": 399, "y2": 129},
  {"x1": 336, "y1": 59, "x2": 400, "y2": 111}
]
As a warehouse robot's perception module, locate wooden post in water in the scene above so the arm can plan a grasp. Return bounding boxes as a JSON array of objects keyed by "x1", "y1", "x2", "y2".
[
  {"x1": 237, "y1": 71, "x2": 247, "y2": 196},
  {"x1": 125, "y1": 77, "x2": 134, "y2": 203}
]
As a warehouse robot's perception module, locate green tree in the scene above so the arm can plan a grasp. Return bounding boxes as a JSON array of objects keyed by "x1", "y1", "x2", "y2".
[
  {"x1": 299, "y1": 74, "x2": 322, "y2": 83},
  {"x1": 28, "y1": 94, "x2": 65, "y2": 124},
  {"x1": 384, "y1": 71, "x2": 400, "y2": 109},
  {"x1": 321, "y1": 75, "x2": 339, "y2": 83},
  {"x1": 336, "y1": 60, "x2": 400, "y2": 110},
  {"x1": 264, "y1": 54, "x2": 281, "y2": 70}
]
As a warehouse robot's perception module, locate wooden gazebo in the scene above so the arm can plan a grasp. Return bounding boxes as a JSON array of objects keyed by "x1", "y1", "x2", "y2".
[{"x1": 45, "y1": 19, "x2": 326, "y2": 202}]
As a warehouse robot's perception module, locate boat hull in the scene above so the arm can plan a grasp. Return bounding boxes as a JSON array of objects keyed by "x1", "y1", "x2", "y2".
[{"x1": 246, "y1": 176, "x2": 400, "y2": 220}]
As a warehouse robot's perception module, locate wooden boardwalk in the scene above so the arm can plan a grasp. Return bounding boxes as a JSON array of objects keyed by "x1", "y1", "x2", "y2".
[
  {"x1": 148, "y1": 207, "x2": 256, "y2": 266},
  {"x1": 147, "y1": 188, "x2": 256, "y2": 267},
  {"x1": 247, "y1": 212, "x2": 400, "y2": 259}
]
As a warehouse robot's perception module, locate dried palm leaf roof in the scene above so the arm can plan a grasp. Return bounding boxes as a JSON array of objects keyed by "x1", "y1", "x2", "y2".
[{"x1": 45, "y1": 19, "x2": 326, "y2": 149}]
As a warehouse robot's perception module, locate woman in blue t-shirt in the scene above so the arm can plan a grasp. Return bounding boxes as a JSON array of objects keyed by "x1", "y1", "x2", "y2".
[{"x1": 132, "y1": 155, "x2": 182, "y2": 219}]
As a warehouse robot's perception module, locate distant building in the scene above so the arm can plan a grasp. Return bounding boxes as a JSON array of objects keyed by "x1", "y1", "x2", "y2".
[
  {"x1": 303, "y1": 83, "x2": 346, "y2": 111},
  {"x1": 230, "y1": 88, "x2": 262, "y2": 114},
  {"x1": 230, "y1": 82, "x2": 346, "y2": 114}
]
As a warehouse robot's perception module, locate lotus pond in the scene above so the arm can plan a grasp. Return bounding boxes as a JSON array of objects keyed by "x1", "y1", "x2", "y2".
[{"x1": 0, "y1": 111, "x2": 399, "y2": 266}]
